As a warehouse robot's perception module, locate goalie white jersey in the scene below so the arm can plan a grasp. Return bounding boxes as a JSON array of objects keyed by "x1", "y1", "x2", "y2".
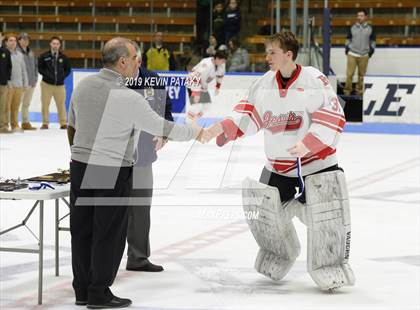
[
  {"x1": 187, "y1": 57, "x2": 225, "y2": 92},
  {"x1": 218, "y1": 65, "x2": 346, "y2": 177}
]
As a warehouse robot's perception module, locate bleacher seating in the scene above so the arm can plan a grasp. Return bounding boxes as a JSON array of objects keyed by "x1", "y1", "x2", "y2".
[
  {"x1": 257, "y1": 17, "x2": 420, "y2": 27},
  {"x1": 247, "y1": 34, "x2": 420, "y2": 46},
  {"x1": 0, "y1": 0, "x2": 196, "y2": 68},
  {"x1": 0, "y1": 15, "x2": 195, "y2": 26},
  {"x1": 245, "y1": 0, "x2": 419, "y2": 68},
  {"x1": 1, "y1": 0, "x2": 418, "y2": 70},
  {"x1": 268, "y1": 0, "x2": 419, "y2": 9}
]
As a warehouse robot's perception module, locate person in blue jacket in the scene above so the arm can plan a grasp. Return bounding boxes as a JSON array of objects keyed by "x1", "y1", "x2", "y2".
[
  {"x1": 126, "y1": 65, "x2": 173, "y2": 272},
  {"x1": 224, "y1": 0, "x2": 241, "y2": 44}
]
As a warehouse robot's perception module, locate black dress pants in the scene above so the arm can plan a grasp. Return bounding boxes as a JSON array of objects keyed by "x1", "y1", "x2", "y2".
[{"x1": 70, "y1": 160, "x2": 132, "y2": 304}]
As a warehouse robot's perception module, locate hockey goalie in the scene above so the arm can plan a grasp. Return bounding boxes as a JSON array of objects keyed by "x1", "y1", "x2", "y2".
[{"x1": 201, "y1": 30, "x2": 355, "y2": 290}]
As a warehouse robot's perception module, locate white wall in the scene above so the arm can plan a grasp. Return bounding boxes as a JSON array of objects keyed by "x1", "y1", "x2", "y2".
[
  {"x1": 330, "y1": 47, "x2": 420, "y2": 78},
  {"x1": 29, "y1": 69, "x2": 420, "y2": 125}
]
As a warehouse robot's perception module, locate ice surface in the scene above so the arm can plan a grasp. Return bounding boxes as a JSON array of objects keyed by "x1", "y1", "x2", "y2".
[{"x1": 0, "y1": 124, "x2": 419, "y2": 309}]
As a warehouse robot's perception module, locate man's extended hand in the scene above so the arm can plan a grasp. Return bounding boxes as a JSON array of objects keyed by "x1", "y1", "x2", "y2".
[
  {"x1": 188, "y1": 112, "x2": 206, "y2": 143},
  {"x1": 202, "y1": 122, "x2": 224, "y2": 143},
  {"x1": 188, "y1": 112, "x2": 224, "y2": 144},
  {"x1": 153, "y1": 136, "x2": 168, "y2": 151},
  {"x1": 287, "y1": 141, "x2": 310, "y2": 157}
]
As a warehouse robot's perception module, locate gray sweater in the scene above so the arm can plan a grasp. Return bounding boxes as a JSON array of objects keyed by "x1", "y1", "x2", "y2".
[
  {"x1": 346, "y1": 22, "x2": 376, "y2": 56},
  {"x1": 68, "y1": 68, "x2": 200, "y2": 167},
  {"x1": 8, "y1": 49, "x2": 28, "y2": 88},
  {"x1": 18, "y1": 45, "x2": 38, "y2": 87},
  {"x1": 228, "y1": 47, "x2": 250, "y2": 72}
]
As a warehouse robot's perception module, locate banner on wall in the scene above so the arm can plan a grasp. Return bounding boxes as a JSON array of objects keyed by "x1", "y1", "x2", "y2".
[
  {"x1": 364, "y1": 76, "x2": 420, "y2": 124},
  {"x1": 158, "y1": 72, "x2": 187, "y2": 113}
]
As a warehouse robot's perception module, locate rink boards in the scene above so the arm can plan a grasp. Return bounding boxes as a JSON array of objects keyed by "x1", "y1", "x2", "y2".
[{"x1": 26, "y1": 70, "x2": 420, "y2": 127}]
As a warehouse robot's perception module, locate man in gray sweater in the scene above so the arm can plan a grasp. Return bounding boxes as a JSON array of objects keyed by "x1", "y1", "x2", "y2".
[
  {"x1": 344, "y1": 9, "x2": 376, "y2": 96},
  {"x1": 227, "y1": 37, "x2": 249, "y2": 72},
  {"x1": 67, "y1": 37, "x2": 204, "y2": 309},
  {"x1": 17, "y1": 33, "x2": 38, "y2": 130}
]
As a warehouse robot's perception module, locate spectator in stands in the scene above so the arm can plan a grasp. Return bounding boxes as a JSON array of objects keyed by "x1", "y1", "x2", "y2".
[
  {"x1": 38, "y1": 36, "x2": 71, "y2": 129},
  {"x1": 227, "y1": 37, "x2": 249, "y2": 72},
  {"x1": 344, "y1": 9, "x2": 376, "y2": 97},
  {"x1": 206, "y1": 35, "x2": 218, "y2": 57},
  {"x1": 17, "y1": 33, "x2": 38, "y2": 130},
  {"x1": 143, "y1": 32, "x2": 176, "y2": 71},
  {"x1": 0, "y1": 30, "x2": 12, "y2": 134},
  {"x1": 213, "y1": 1, "x2": 225, "y2": 46},
  {"x1": 186, "y1": 44, "x2": 203, "y2": 71},
  {"x1": 224, "y1": 0, "x2": 241, "y2": 44},
  {"x1": 5, "y1": 33, "x2": 28, "y2": 133}
]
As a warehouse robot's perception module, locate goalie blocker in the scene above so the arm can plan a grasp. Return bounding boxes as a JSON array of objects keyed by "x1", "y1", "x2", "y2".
[{"x1": 242, "y1": 170, "x2": 355, "y2": 290}]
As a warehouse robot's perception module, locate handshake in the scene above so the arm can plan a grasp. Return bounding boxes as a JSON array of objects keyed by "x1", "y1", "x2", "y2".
[{"x1": 189, "y1": 112, "x2": 225, "y2": 144}]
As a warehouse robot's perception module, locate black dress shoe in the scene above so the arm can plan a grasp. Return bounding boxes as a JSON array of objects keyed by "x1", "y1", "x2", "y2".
[
  {"x1": 87, "y1": 296, "x2": 132, "y2": 309},
  {"x1": 75, "y1": 300, "x2": 88, "y2": 306},
  {"x1": 126, "y1": 260, "x2": 164, "y2": 272}
]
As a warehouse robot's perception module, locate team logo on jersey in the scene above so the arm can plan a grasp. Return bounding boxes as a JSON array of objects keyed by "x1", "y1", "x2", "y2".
[
  {"x1": 1, "y1": 53, "x2": 5, "y2": 58},
  {"x1": 262, "y1": 110, "x2": 303, "y2": 133}
]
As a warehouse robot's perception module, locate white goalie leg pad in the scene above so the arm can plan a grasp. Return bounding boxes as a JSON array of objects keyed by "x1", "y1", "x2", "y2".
[
  {"x1": 305, "y1": 170, "x2": 355, "y2": 290},
  {"x1": 242, "y1": 177, "x2": 302, "y2": 281}
]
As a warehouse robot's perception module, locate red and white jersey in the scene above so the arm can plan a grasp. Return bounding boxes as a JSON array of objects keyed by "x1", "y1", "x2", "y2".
[
  {"x1": 187, "y1": 57, "x2": 225, "y2": 92},
  {"x1": 217, "y1": 65, "x2": 346, "y2": 177}
]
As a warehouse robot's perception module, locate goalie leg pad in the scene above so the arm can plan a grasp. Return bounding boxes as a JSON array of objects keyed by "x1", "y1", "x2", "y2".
[
  {"x1": 304, "y1": 170, "x2": 355, "y2": 290},
  {"x1": 242, "y1": 177, "x2": 302, "y2": 281}
]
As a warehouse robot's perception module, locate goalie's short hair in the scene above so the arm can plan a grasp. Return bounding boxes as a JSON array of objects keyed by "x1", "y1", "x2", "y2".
[{"x1": 265, "y1": 30, "x2": 299, "y2": 61}]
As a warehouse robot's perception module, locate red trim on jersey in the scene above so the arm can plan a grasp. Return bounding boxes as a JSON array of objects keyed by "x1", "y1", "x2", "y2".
[
  {"x1": 216, "y1": 119, "x2": 244, "y2": 146},
  {"x1": 312, "y1": 120, "x2": 343, "y2": 133},
  {"x1": 270, "y1": 162, "x2": 296, "y2": 171},
  {"x1": 312, "y1": 111, "x2": 345, "y2": 131},
  {"x1": 320, "y1": 108, "x2": 346, "y2": 119},
  {"x1": 191, "y1": 91, "x2": 201, "y2": 97},
  {"x1": 268, "y1": 158, "x2": 297, "y2": 164},
  {"x1": 275, "y1": 64, "x2": 302, "y2": 97},
  {"x1": 269, "y1": 154, "x2": 315, "y2": 173},
  {"x1": 234, "y1": 103, "x2": 263, "y2": 130},
  {"x1": 269, "y1": 150, "x2": 336, "y2": 173},
  {"x1": 282, "y1": 156, "x2": 319, "y2": 173},
  {"x1": 312, "y1": 111, "x2": 346, "y2": 126},
  {"x1": 302, "y1": 133, "x2": 336, "y2": 160}
]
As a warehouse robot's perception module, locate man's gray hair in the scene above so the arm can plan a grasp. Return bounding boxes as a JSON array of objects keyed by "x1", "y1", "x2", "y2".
[{"x1": 102, "y1": 37, "x2": 139, "y2": 66}]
